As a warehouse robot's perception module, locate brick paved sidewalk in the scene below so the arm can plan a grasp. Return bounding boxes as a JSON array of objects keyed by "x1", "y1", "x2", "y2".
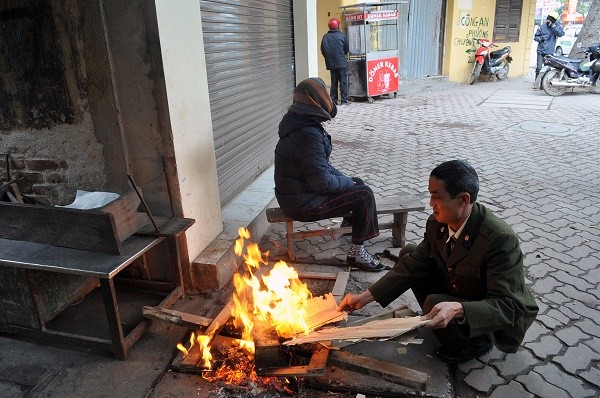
[{"x1": 262, "y1": 73, "x2": 600, "y2": 397}]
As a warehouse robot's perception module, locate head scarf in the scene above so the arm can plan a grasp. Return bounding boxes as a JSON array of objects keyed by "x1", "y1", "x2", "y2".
[{"x1": 288, "y1": 77, "x2": 337, "y2": 122}]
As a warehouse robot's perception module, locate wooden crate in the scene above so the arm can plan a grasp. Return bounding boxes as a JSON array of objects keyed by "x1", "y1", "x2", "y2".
[{"x1": 0, "y1": 190, "x2": 149, "y2": 254}]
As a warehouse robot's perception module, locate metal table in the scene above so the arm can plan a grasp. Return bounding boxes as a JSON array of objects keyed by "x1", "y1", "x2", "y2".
[{"x1": 0, "y1": 219, "x2": 192, "y2": 359}]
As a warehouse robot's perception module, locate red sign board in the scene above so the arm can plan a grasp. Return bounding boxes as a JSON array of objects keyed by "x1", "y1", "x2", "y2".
[
  {"x1": 366, "y1": 57, "x2": 399, "y2": 96},
  {"x1": 344, "y1": 10, "x2": 399, "y2": 22}
]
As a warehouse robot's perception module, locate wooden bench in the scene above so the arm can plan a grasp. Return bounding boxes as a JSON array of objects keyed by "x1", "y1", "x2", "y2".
[{"x1": 266, "y1": 195, "x2": 425, "y2": 260}]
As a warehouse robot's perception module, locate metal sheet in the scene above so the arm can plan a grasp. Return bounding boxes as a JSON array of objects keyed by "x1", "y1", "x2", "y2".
[
  {"x1": 200, "y1": 0, "x2": 295, "y2": 206},
  {"x1": 399, "y1": 0, "x2": 443, "y2": 79}
]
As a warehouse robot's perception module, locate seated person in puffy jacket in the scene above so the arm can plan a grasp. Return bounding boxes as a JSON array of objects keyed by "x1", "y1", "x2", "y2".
[{"x1": 274, "y1": 77, "x2": 384, "y2": 271}]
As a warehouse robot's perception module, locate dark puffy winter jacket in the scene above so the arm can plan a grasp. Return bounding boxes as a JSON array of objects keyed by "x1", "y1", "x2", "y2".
[
  {"x1": 320, "y1": 29, "x2": 349, "y2": 70},
  {"x1": 274, "y1": 112, "x2": 354, "y2": 219}
]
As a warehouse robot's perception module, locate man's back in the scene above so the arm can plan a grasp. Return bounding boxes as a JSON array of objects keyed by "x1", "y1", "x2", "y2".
[{"x1": 321, "y1": 30, "x2": 348, "y2": 70}]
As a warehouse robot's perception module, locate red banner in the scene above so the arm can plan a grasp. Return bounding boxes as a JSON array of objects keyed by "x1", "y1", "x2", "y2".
[
  {"x1": 366, "y1": 57, "x2": 399, "y2": 96},
  {"x1": 344, "y1": 10, "x2": 399, "y2": 22}
]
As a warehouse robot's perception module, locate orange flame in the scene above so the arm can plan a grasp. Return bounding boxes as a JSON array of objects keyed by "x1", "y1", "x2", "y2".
[
  {"x1": 177, "y1": 227, "x2": 313, "y2": 380},
  {"x1": 231, "y1": 228, "x2": 312, "y2": 342},
  {"x1": 196, "y1": 335, "x2": 212, "y2": 369}
]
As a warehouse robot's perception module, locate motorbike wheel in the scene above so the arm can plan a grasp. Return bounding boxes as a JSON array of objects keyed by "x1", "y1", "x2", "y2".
[
  {"x1": 469, "y1": 63, "x2": 482, "y2": 85},
  {"x1": 495, "y1": 61, "x2": 510, "y2": 80},
  {"x1": 541, "y1": 69, "x2": 567, "y2": 96}
]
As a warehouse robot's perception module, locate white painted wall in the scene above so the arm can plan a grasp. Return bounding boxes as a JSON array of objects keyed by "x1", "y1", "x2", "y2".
[
  {"x1": 294, "y1": 0, "x2": 319, "y2": 82},
  {"x1": 154, "y1": 0, "x2": 223, "y2": 260}
]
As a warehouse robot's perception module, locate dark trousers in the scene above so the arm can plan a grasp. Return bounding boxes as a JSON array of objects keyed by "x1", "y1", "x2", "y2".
[
  {"x1": 535, "y1": 52, "x2": 546, "y2": 77},
  {"x1": 304, "y1": 178, "x2": 379, "y2": 244},
  {"x1": 329, "y1": 68, "x2": 348, "y2": 103},
  {"x1": 411, "y1": 282, "x2": 491, "y2": 348},
  {"x1": 399, "y1": 244, "x2": 489, "y2": 348}
]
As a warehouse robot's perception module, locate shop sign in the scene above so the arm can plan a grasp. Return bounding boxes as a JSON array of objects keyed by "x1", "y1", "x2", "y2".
[
  {"x1": 344, "y1": 10, "x2": 398, "y2": 22},
  {"x1": 366, "y1": 57, "x2": 399, "y2": 96}
]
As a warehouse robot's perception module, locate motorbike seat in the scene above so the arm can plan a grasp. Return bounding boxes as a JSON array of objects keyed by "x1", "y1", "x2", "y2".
[
  {"x1": 550, "y1": 55, "x2": 583, "y2": 64},
  {"x1": 490, "y1": 47, "x2": 511, "y2": 58}
]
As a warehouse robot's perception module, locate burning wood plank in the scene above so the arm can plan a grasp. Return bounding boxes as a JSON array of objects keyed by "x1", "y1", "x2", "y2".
[
  {"x1": 305, "y1": 293, "x2": 347, "y2": 330},
  {"x1": 283, "y1": 316, "x2": 429, "y2": 346},
  {"x1": 257, "y1": 341, "x2": 331, "y2": 377}
]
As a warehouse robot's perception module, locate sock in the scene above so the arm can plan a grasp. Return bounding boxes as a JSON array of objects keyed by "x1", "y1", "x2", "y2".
[{"x1": 348, "y1": 243, "x2": 363, "y2": 257}]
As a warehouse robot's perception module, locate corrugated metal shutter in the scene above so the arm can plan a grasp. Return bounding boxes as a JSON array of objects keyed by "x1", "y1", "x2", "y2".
[
  {"x1": 398, "y1": 0, "x2": 443, "y2": 79},
  {"x1": 200, "y1": 0, "x2": 295, "y2": 206}
]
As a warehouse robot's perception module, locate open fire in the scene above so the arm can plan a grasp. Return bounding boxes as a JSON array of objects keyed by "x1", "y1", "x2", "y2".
[{"x1": 176, "y1": 227, "x2": 316, "y2": 392}]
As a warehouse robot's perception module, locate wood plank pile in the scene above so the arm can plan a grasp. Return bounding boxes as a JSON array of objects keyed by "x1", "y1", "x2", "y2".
[{"x1": 145, "y1": 270, "x2": 431, "y2": 394}]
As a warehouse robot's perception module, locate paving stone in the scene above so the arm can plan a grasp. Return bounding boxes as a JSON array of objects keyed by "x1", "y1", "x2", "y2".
[
  {"x1": 523, "y1": 321, "x2": 550, "y2": 344},
  {"x1": 543, "y1": 290, "x2": 572, "y2": 307},
  {"x1": 553, "y1": 270, "x2": 594, "y2": 290},
  {"x1": 527, "y1": 262, "x2": 554, "y2": 278},
  {"x1": 537, "y1": 313, "x2": 567, "y2": 330},
  {"x1": 579, "y1": 364, "x2": 600, "y2": 389},
  {"x1": 583, "y1": 336, "x2": 600, "y2": 354},
  {"x1": 553, "y1": 343, "x2": 597, "y2": 373},
  {"x1": 555, "y1": 325, "x2": 590, "y2": 346},
  {"x1": 534, "y1": 362, "x2": 596, "y2": 397},
  {"x1": 564, "y1": 301, "x2": 598, "y2": 320},
  {"x1": 525, "y1": 334, "x2": 564, "y2": 359},
  {"x1": 462, "y1": 365, "x2": 505, "y2": 394},
  {"x1": 531, "y1": 275, "x2": 561, "y2": 294},
  {"x1": 556, "y1": 285, "x2": 599, "y2": 304},
  {"x1": 573, "y1": 318, "x2": 600, "y2": 338},
  {"x1": 493, "y1": 348, "x2": 537, "y2": 378},
  {"x1": 488, "y1": 381, "x2": 534, "y2": 398},
  {"x1": 516, "y1": 370, "x2": 570, "y2": 398}
]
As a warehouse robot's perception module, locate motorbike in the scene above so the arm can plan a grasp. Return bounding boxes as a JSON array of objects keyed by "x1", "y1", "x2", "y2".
[
  {"x1": 469, "y1": 38, "x2": 513, "y2": 85},
  {"x1": 540, "y1": 43, "x2": 600, "y2": 96}
]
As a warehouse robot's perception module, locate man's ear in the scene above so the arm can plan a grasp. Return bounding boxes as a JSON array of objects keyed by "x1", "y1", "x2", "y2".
[{"x1": 459, "y1": 192, "x2": 471, "y2": 206}]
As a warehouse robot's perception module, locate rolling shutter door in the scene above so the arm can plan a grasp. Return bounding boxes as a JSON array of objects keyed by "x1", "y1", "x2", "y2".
[{"x1": 200, "y1": 0, "x2": 295, "y2": 206}]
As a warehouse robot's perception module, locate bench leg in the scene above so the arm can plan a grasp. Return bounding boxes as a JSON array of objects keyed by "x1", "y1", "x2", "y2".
[
  {"x1": 391, "y1": 212, "x2": 408, "y2": 248},
  {"x1": 286, "y1": 221, "x2": 295, "y2": 261}
]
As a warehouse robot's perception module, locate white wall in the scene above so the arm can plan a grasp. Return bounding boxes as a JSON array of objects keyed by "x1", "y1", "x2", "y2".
[
  {"x1": 294, "y1": 0, "x2": 319, "y2": 82},
  {"x1": 154, "y1": 0, "x2": 223, "y2": 260}
]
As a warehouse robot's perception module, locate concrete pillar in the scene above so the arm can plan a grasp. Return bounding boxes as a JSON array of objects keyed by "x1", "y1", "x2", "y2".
[
  {"x1": 293, "y1": 0, "x2": 319, "y2": 82},
  {"x1": 153, "y1": 1, "x2": 223, "y2": 264}
]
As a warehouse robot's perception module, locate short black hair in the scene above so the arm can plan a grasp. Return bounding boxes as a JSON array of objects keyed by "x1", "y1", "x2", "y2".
[{"x1": 430, "y1": 160, "x2": 479, "y2": 203}]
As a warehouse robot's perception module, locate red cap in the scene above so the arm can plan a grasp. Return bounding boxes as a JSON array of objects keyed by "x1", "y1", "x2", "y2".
[{"x1": 328, "y1": 18, "x2": 340, "y2": 30}]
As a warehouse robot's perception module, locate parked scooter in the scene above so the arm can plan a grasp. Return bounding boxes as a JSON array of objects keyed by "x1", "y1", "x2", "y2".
[
  {"x1": 540, "y1": 43, "x2": 600, "y2": 96},
  {"x1": 469, "y1": 38, "x2": 513, "y2": 85}
]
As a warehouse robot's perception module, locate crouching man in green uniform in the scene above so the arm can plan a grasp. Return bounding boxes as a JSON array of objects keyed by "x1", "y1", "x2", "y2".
[{"x1": 338, "y1": 160, "x2": 539, "y2": 364}]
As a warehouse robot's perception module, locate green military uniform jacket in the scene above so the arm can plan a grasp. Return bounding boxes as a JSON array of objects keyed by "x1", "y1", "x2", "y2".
[{"x1": 369, "y1": 203, "x2": 539, "y2": 353}]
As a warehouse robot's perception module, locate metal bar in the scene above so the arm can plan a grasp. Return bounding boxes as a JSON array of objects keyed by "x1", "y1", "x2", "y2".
[{"x1": 127, "y1": 174, "x2": 160, "y2": 232}]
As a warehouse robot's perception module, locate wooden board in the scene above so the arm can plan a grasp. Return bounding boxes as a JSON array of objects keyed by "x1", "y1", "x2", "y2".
[
  {"x1": 0, "y1": 190, "x2": 149, "y2": 254},
  {"x1": 0, "y1": 202, "x2": 123, "y2": 254},
  {"x1": 328, "y1": 350, "x2": 428, "y2": 391},
  {"x1": 283, "y1": 316, "x2": 429, "y2": 345},
  {"x1": 142, "y1": 306, "x2": 213, "y2": 329},
  {"x1": 305, "y1": 293, "x2": 347, "y2": 330}
]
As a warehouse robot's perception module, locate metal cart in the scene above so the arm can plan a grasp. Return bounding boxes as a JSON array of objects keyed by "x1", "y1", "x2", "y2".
[{"x1": 341, "y1": 2, "x2": 402, "y2": 103}]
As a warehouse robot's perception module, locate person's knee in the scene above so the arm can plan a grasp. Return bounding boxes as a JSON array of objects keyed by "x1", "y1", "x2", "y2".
[
  {"x1": 397, "y1": 243, "x2": 416, "y2": 259},
  {"x1": 422, "y1": 294, "x2": 448, "y2": 314}
]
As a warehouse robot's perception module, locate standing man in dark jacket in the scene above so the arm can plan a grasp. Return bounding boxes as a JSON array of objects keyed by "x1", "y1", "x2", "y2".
[
  {"x1": 534, "y1": 11, "x2": 565, "y2": 80},
  {"x1": 274, "y1": 78, "x2": 384, "y2": 271},
  {"x1": 339, "y1": 160, "x2": 539, "y2": 364},
  {"x1": 321, "y1": 18, "x2": 350, "y2": 105}
]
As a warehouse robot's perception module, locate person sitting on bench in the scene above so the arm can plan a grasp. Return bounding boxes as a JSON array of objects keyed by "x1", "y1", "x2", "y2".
[{"x1": 274, "y1": 77, "x2": 384, "y2": 272}]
